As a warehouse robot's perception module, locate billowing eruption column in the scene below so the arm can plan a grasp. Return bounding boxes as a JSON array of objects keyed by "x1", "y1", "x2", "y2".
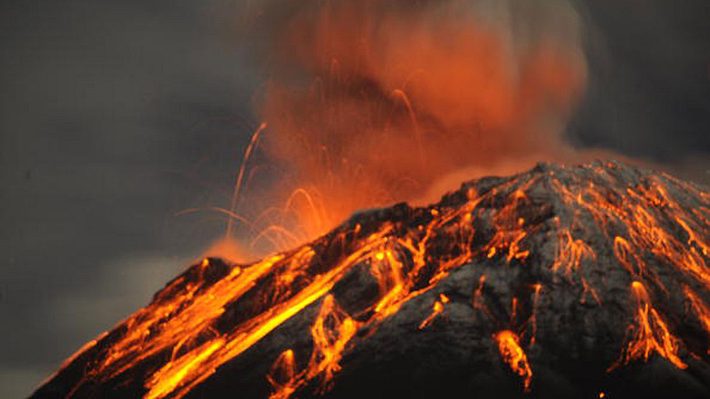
[{"x1": 225, "y1": 0, "x2": 587, "y2": 256}]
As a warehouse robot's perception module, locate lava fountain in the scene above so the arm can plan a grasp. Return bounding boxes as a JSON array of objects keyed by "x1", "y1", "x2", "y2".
[{"x1": 210, "y1": 0, "x2": 588, "y2": 260}]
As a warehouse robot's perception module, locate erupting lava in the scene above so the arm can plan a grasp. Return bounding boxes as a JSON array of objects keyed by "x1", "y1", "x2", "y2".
[
  {"x1": 209, "y1": 0, "x2": 588, "y2": 260},
  {"x1": 34, "y1": 161, "x2": 709, "y2": 399}
]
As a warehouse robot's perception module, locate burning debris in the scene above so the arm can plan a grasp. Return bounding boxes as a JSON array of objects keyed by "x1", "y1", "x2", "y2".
[
  {"x1": 218, "y1": 0, "x2": 589, "y2": 260},
  {"x1": 33, "y1": 161, "x2": 709, "y2": 398}
]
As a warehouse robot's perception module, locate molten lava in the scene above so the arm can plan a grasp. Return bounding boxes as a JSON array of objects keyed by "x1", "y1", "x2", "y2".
[
  {"x1": 608, "y1": 281, "x2": 687, "y2": 371},
  {"x1": 418, "y1": 294, "x2": 450, "y2": 330},
  {"x1": 33, "y1": 162, "x2": 709, "y2": 399},
  {"x1": 495, "y1": 330, "x2": 533, "y2": 392}
]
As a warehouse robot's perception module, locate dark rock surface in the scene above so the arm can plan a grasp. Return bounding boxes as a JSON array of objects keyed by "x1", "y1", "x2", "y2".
[{"x1": 32, "y1": 161, "x2": 710, "y2": 399}]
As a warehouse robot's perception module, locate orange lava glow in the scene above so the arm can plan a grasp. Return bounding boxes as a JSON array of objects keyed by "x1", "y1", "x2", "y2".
[
  {"x1": 267, "y1": 349, "x2": 297, "y2": 399},
  {"x1": 552, "y1": 228, "x2": 595, "y2": 277},
  {"x1": 683, "y1": 286, "x2": 710, "y2": 354},
  {"x1": 268, "y1": 295, "x2": 359, "y2": 398},
  {"x1": 529, "y1": 283, "x2": 543, "y2": 347},
  {"x1": 48, "y1": 162, "x2": 708, "y2": 398},
  {"x1": 609, "y1": 281, "x2": 687, "y2": 371},
  {"x1": 495, "y1": 330, "x2": 533, "y2": 392},
  {"x1": 418, "y1": 294, "x2": 451, "y2": 330},
  {"x1": 472, "y1": 274, "x2": 490, "y2": 317},
  {"x1": 551, "y1": 170, "x2": 709, "y2": 305}
]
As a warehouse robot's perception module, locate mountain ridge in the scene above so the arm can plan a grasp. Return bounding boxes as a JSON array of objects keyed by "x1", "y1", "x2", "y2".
[{"x1": 33, "y1": 160, "x2": 710, "y2": 399}]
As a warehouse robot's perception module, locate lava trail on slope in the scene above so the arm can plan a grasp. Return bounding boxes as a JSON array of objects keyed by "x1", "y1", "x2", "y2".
[{"x1": 33, "y1": 161, "x2": 710, "y2": 399}]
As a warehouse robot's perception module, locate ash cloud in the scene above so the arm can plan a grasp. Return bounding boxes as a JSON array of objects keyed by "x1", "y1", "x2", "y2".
[{"x1": 228, "y1": 0, "x2": 589, "y2": 250}]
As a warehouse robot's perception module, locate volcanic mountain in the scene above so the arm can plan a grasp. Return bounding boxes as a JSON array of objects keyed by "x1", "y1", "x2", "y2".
[{"x1": 33, "y1": 161, "x2": 709, "y2": 399}]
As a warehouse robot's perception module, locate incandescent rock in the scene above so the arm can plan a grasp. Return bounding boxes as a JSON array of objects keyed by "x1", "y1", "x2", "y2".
[{"x1": 33, "y1": 161, "x2": 710, "y2": 399}]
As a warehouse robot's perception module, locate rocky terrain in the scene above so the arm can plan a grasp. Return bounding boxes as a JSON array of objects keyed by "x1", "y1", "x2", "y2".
[{"x1": 32, "y1": 161, "x2": 710, "y2": 399}]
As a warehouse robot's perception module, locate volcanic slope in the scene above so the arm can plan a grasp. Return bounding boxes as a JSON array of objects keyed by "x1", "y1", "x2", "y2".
[{"x1": 33, "y1": 161, "x2": 710, "y2": 399}]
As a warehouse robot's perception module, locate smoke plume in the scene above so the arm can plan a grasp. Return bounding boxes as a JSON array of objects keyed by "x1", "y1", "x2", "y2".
[{"x1": 225, "y1": 0, "x2": 588, "y2": 256}]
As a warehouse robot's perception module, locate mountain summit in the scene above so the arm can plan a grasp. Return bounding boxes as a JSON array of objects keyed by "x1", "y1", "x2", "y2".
[{"x1": 33, "y1": 161, "x2": 709, "y2": 399}]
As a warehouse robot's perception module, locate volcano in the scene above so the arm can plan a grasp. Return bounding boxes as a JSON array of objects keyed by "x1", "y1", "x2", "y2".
[{"x1": 33, "y1": 161, "x2": 709, "y2": 399}]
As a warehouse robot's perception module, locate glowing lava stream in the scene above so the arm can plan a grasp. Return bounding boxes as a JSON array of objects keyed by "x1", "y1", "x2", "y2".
[
  {"x1": 267, "y1": 294, "x2": 359, "y2": 399},
  {"x1": 684, "y1": 286, "x2": 710, "y2": 336},
  {"x1": 495, "y1": 330, "x2": 533, "y2": 392},
  {"x1": 609, "y1": 281, "x2": 687, "y2": 371},
  {"x1": 145, "y1": 228, "x2": 395, "y2": 399},
  {"x1": 44, "y1": 162, "x2": 709, "y2": 399}
]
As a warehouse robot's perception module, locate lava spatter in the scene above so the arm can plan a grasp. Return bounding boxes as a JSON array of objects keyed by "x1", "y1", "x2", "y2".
[
  {"x1": 495, "y1": 330, "x2": 533, "y2": 392},
  {"x1": 418, "y1": 294, "x2": 450, "y2": 330}
]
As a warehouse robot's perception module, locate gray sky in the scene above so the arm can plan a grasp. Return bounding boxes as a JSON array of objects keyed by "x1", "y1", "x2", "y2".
[{"x1": 1, "y1": 1, "x2": 708, "y2": 397}]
